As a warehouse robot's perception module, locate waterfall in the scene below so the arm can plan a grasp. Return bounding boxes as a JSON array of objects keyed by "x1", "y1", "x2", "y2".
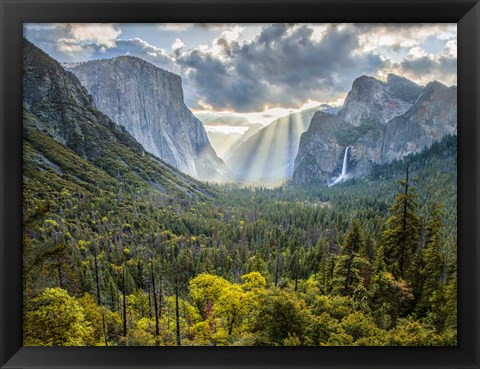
[
  {"x1": 341, "y1": 146, "x2": 350, "y2": 177},
  {"x1": 329, "y1": 146, "x2": 351, "y2": 186}
]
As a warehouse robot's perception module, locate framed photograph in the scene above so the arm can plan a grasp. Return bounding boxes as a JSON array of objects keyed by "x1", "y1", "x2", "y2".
[{"x1": 1, "y1": 0, "x2": 479, "y2": 368}]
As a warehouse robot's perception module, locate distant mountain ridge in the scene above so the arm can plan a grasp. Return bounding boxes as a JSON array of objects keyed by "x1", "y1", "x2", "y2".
[
  {"x1": 293, "y1": 75, "x2": 457, "y2": 185},
  {"x1": 66, "y1": 56, "x2": 230, "y2": 182}
]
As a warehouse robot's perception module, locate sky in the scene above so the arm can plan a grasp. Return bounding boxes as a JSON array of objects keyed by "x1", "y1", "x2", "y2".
[{"x1": 24, "y1": 23, "x2": 457, "y2": 127}]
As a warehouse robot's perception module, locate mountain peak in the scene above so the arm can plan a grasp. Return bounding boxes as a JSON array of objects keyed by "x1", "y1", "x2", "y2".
[
  {"x1": 338, "y1": 74, "x2": 417, "y2": 127},
  {"x1": 386, "y1": 73, "x2": 407, "y2": 83},
  {"x1": 424, "y1": 80, "x2": 448, "y2": 90},
  {"x1": 312, "y1": 110, "x2": 334, "y2": 121},
  {"x1": 351, "y1": 75, "x2": 382, "y2": 89}
]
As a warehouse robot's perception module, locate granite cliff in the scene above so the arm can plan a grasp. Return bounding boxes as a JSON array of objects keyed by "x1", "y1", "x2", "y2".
[{"x1": 67, "y1": 57, "x2": 230, "y2": 182}]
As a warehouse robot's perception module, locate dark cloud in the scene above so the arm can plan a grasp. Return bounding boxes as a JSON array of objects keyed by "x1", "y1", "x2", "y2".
[
  {"x1": 158, "y1": 23, "x2": 228, "y2": 31},
  {"x1": 177, "y1": 24, "x2": 385, "y2": 112},
  {"x1": 399, "y1": 55, "x2": 456, "y2": 80}
]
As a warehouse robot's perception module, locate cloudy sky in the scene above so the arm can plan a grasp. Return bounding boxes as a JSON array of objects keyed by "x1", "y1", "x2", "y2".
[{"x1": 24, "y1": 23, "x2": 456, "y2": 125}]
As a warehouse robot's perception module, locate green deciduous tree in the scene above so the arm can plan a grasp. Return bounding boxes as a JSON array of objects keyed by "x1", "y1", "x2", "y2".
[{"x1": 24, "y1": 288, "x2": 94, "y2": 346}]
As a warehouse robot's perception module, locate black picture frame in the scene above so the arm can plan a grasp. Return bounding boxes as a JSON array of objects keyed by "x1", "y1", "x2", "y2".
[{"x1": 1, "y1": 0, "x2": 479, "y2": 368}]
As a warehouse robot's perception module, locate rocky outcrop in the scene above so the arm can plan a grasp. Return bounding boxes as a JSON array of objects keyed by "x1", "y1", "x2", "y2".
[
  {"x1": 338, "y1": 74, "x2": 423, "y2": 127},
  {"x1": 67, "y1": 57, "x2": 230, "y2": 182},
  {"x1": 381, "y1": 81, "x2": 457, "y2": 162},
  {"x1": 293, "y1": 112, "x2": 350, "y2": 184},
  {"x1": 293, "y1": 75, "x2": 456, "y2": 185}
]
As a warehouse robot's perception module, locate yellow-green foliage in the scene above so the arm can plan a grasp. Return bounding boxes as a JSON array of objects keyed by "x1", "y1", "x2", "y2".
[{"x1": 24, "y1": 288, "x2": 94, "y2": 346}]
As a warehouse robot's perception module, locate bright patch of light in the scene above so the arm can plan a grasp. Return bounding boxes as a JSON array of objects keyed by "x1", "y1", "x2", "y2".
[
  {"x1": 193, "y1": 98, "x2": 341, "y2": 126},
  {"x1": 204, "y1": 125, "x2": 249, "y2": 135},
  {"x1": 68, "y1": 23, "x2": 121, "y2": 48},
  {"x1": 408, "y1": 47, "x2": 428, "y2": 59},
  {"x1": 172, "y1": 38, "x2": 184, "y2": 51}
]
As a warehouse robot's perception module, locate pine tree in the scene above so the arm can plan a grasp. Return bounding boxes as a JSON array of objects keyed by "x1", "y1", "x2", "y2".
[
  {"x1": 415, "y1": 203, "x2": 445, "y2": 317},
  {"x1": 368, "y1": 245, "x2": 414, "y2": 329},
  {"x1": 287, "y1": 246, "x2": 305, "y2": 292},
  {"x1": 331, "y1": 219, "x2": 370, "y2": 296},
  {"x1": 381, "y1": 166, "x2": 421, "y2": 280},
  {"x1": 317, "y1": 239, "x2": 331, "y2": 294},
  {"x1": 92, "y1": 241, "x2": 108, "y2": 346}
]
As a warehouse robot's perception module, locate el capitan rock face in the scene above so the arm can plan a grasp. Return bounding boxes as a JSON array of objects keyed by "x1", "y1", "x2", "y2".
[
  {"x1": 293, "y1": 75, "x2": 457, "y2": 184},
  {"x1": 67, "y1": 56, "x2": 230, "y2": 182}
]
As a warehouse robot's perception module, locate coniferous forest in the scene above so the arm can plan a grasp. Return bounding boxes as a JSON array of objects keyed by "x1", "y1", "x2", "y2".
[{"x1": 23, "y1": 129, "x2": 457, "y2": 346}]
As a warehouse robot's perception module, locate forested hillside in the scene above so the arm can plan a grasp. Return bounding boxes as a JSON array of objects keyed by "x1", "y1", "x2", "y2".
[{"x1": 24, "y1": 130, "x2": 457, "y2": 346}]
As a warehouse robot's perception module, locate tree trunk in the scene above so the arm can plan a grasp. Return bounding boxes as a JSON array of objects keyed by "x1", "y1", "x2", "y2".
[
  {"x1": 275, "y1": 244, "x2": 280, "y2": 287},
  {"x1": 228, "y1": 315, "x2": 235, "y2": 336},
  {"x1": 148, "y1": 286, "x2": 152, "y2": 319},
  {"x1": 122, "y1": 265, "x2": 127, "y2": 337},
  {"x1": 151, "y1": 262, "x2": 160, "y2": 337},
  {"x1": 93, "y1": 243, "x2": 108, "y2": 346},
  {"x1": 175, "y1": 288, "x2": 181, "y2": 346},
  {"x1": 57, "y1": 260, "x2": 64, "y2": 288},
  {"x1": 399, "y1": 165, "x2": 410, "y2": 276},
  {"x1": 159, "y1": 279, "x2": 163, "y2": 320}
]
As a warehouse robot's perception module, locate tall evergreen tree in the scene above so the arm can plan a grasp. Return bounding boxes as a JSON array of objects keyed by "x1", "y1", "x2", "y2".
[
  {"x1": 368, "y1": 245, "x2": 414, "y2": 329},
  {"x1": 415, "y1": 204, "x2": 445, "y2": 317},
  {"x1": 331, "y1": 219, "x2": 370, "y2": 296},
  {"x1": 381, "y1": 166, "x2": 421, "y2": 280}
]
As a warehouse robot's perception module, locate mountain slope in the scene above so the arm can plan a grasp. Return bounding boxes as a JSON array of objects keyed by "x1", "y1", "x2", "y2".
[
  {"x1": 205, "y1": 123, "x2": 263, "y2": 161},
  {"x1": 381, "y1": 81, "x2": 457, "y2": 162},
  {"x1": 66, "y1": 56, "x2": 230, "y2": 182}
]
